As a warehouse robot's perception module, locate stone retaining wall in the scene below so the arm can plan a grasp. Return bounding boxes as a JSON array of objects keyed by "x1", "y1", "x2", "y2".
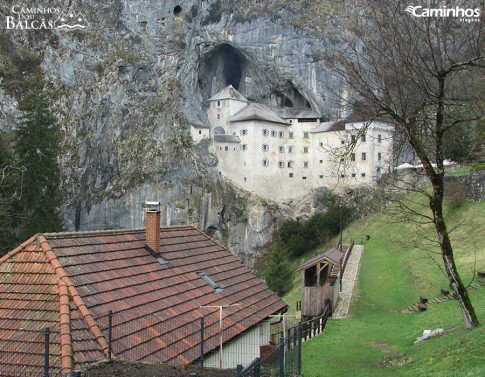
[{"x1": 444, "y1": 170, "x2": 485, "y2": 202}]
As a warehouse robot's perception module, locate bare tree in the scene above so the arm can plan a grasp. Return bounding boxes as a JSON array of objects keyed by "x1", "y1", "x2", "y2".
[{"x1": 327, "y1": 1, "x2": 484, "y2": 329}]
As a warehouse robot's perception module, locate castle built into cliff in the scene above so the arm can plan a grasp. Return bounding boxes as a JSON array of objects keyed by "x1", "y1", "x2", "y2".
[{"x1": 191, "y1": 85, "x2": 394, "y2": 201}]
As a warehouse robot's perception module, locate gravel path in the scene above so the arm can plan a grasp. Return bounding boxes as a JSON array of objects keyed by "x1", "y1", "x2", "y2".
[{"x1": 332, "y1": 245, "x2": 364, "y2": 319}]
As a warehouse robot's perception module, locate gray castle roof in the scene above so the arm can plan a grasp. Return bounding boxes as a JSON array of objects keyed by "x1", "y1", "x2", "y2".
[{"x1": 228, "y1": 103, "x2": 289, "y2": 125}]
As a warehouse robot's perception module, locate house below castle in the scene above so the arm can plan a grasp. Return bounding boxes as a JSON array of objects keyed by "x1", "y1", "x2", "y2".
[{"x1": 191, "y1": 85, "x2": 394, "y2": 201}]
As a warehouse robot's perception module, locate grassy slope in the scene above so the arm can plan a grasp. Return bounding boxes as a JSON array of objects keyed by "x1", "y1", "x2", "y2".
[{"x1": 285, "y1": 198, "x2": 485, "y2": 377}]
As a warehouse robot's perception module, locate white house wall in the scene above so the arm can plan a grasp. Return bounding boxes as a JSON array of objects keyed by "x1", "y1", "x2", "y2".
[{"x1": 204, "y1": 321, "x2": 271, "y2": 369}]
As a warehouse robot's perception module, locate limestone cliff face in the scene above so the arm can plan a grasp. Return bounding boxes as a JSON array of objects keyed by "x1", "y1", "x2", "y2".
[{"x1": 0, "y1": 0, "x2": 345, "y2": 263}]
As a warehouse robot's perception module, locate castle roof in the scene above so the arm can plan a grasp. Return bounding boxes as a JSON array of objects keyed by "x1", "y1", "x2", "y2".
[
  {"x1": 208, "y1": 85, "x2": 248, "y2": 103},
  {"x1": 228, "y1": 103, "x2": 289, "y2": 125}
]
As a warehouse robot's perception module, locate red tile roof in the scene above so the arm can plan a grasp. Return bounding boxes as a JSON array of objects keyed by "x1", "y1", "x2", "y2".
[{"x1": 0, "y1": 225, "x2": 287, "y2": 373}]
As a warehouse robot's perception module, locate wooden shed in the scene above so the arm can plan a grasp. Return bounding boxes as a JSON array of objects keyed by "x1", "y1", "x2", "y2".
[{"x1": 296, "y1": 248, "x2": 344, "y2": 319}]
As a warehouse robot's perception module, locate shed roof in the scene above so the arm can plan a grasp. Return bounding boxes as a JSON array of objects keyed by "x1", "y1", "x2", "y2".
[
  {"x1": 296, "y1": 247, "x2": 343, "y2": 272},
  {"x1": 0, "y1": 226, "x2": 287, "y2": 373}
]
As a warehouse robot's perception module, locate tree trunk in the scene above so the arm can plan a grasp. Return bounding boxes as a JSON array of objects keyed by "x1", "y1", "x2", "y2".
[{"x1": 431, "y1": 192, "x2": 480, "y2": 329}]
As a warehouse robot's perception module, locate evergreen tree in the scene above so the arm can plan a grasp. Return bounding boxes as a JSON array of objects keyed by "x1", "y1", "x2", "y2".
[
  {"x1": 264, "y1": 245, "x2": 293, "y2": 296},
  {"x1": 15, "y1": 76, "x2": 63, "y2": 239},
  {"x1": 0, "y1": 132, "x2": 20, "y2": 255}
]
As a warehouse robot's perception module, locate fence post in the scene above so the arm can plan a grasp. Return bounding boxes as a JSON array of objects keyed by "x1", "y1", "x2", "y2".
[
  {"x1": 108, "y1": 310, "x2": 113, "y2": 360},
  {"x1": 43, "y1": 327, "x2": 50, "y2": 377},
  {"x1": 279, "y1": 336, "x2": 285, "y2": 377},
  {"x1": 297, "y1": 322, "x2": 302, "y2": 376},
  {"x1": 199, "y1": 316, "x2": 205, "y2": 368},
  {"x1": 236, "y1": 364, "x2": 242, "y2": 377},
  {"x1": 254, "y1": 357, "x2": 261, "y2": 377}
]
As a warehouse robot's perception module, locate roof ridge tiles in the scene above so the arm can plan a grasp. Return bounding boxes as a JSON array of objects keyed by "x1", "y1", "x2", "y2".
[
  {"x1": 41, "y1": 225, "x2": 196, "y2": 240},
  {"x1": 0, "y1": 236, "x2": 37, "y2": 265}
]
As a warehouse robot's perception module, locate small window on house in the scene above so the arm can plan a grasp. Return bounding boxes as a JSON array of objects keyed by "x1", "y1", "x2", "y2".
[
  {"x1": 199, "y1": 130, "x2": 202, "y2": 134},
  {"x1": 288, "y1": 161, "x2": 293, "y2": 168},
  {"x1": 361, "y1": 173, "x2": 366, "y2": 177},
  {"x1": 262, "y1": 159, "x2": 269, "y2": 167},
  {"x1": 289, "y1": 173, "x2": 294, "y2": 178},
  {"x1": 351, "y1": 135, "x2": 356, "y2": 142},
  {"x1": 271, "y1": 130, "x2": 277, "y2": 137},
  {"x1": 278, "y1": 161, "x2": 285, "y2": 168},
  {"x1": 289, "y1": 132, "x2": 294, "y2": 139},
  {"x1": 240, "y1": 129, "x2": 248, "y2": 136},
  {"x1": 340, "y1": 158, "x2": 344, "y2": 162},
  {"x1": 240, "y1": 144, "x2": 248, "y2": 151},
  {"x1": 302, "y1": 176, "x2": 307, "y2": 180},
  {"x1": 262, "y1": 129, "x2": 269, "y2": 137},
  {"x1": 303, "y1": 132, "x2": 309, "y2": 139},
  {"x1": 319, "y1": 160, "x2": 323, "y2": 164},
  {"x1": 378, "y1": 152, "x2": 382, "y2": 161},
  {"x1": 351, "y1": 153, "x2": 356, "y2": 161},
  {"x1": 224, "y1": 146, "x2": 228, "y2": 151},
  {"x1": 217, "y1": 113, "x2": 221, "y2": 120},
  {"x1": 288, "y1": 146, "x2": 294, "y2": 153},
  {"x1": 262, "y1": 144, "x2": 269, "y2": 151},
  {"x1": 378, "y1": 134, "x2": 382, "y2": 143},
  {"x1": 341, "y1": 140, "x2": 345, "y2": 145},
  {"x1": 352, "y1": 173, "x2": 356, "y2": 177},
  {"x1": 319, "y1": 175, "x2": 323, "y2": 179},
  {"x1": 303, "y1": 162, "x2": 309, "y2": 168},
  {"x1": 340, "y1": 174, "x2": 345, "y2": 178},
  {"x1": 303, "y1": 147, "x2": 309, "y2": 153},
  {"x1": 289, "y1": 120, "x2": 293, "y2": 124},
  {"x1": 197, "y1": 272, "x2": 223, "y2": 293},
  {"x1": 319, "y1": 142, "x2": 323, "y2": 147},
  {"x1": 362, "y1": 152, "x2": 367, "y2": 161},
  {"x1": 278, "y1": 131, "x2": 284, "y2": 138},
  {"x1": 278, "y1": 146, "x2": 285, "y2": 153},
  {"x1": 244, "y1": 177, "x2": 247, "y2": 182},
  {"x1": 217, "y1": 100, "x2": 221, "y2": 107},
  {"x1": 361, "y1": 134, "x2": 366, "y2": 142}
]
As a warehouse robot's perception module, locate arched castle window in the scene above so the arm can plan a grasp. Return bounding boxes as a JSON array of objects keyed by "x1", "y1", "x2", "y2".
[{"x1": 213, "y1": 126, "x2": 225, "y2": 135}]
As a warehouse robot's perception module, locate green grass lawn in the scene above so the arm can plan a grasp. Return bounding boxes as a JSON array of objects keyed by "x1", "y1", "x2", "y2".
[{"x1": 287, "y1": 198, "x2": 485, "y2": 377}]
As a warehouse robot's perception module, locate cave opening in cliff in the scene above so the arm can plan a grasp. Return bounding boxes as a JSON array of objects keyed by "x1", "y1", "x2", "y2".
[{"x1": 221, "y1": 44, "x2": 242, "y2": 89}]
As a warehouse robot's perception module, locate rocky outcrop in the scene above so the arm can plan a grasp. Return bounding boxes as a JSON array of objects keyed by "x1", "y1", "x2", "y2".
[{"x1": 0, "y1": 0, "x2": 348, "y2": 262}]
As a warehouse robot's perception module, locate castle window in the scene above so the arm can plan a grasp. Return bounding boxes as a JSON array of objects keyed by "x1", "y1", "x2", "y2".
[
  {"x1": 278, "y1": 131, "x2": 284, "y2": 138},
  {"x1": 341, "y1": 140, "x2": 345, "y2": 144},
  {"x1": 288, "y1": 146, "x2": 294, "y2": 153},
  {"x1": 289, "y1": 120, "x2": 293, "y2": 124},
  {"x1": 361, "y1": 173, "x2": 366, "y2": 177},
  {"x1": 278, "y1": 146, "x2": 285, "y2": 153},
  {"x1": 319, "y1": 160, "x2": 323, "y2": 164},
  {"x1": 262, "y1": 144, "x2": 269, "y2": 152},
  {"x1": 271, "y1": 130, "x2": 277, "y2": 137},
  {"x1": 288, "y1": 161, "x2": 294, "y2": 168},
  {"x1": 217, "y1": 100, "x2": 221, "y2": 107},
  {"x1": 289, "y1": 132, "x2": 294, "y2": 139},
  {"x1": 240, "y1": 144, "x2": 248, "y2": 151},
  {"x1": 319, "y1": 175, "x2": 323, "y2": 178},
  {"x1": 199, "y1": 130, "x2": 202, "y2": 134},
  {"x1": 240, "y1": 129, "x2": 248, "y2": 136},
  {"x1": 303, "y1": 132, "x2": 309, "y2": 139},
  {"x1": 351, "y1": 153, "x2": 356, "y2": 161},
  {"x1": 362, "y1": 152, "x2": 367, "y2": 161},
  {"x1": 224, "y1": 146, "x2": 228, "y2": 151},
  {"x1": 278, "y1": 161, "x2": 285, "y2": 168},
  {"x1": 303, "y1": 147, "x2": 309, "y2": 153},
  {"x1": 262, "y1": 129, "x2": 269, "y2": 137},
  {"x1": 351, "y1": 135, "x2": 356, "y2": 142},
  {"x1": 378, "y1": 152, "x2": 382, "y2": 161},
  {"x1": 302, "y1": 176, "x2": 307, "y2": 180},
  {"x1": 289, "y1": 173, "x2": 294, "y2": 178},
  {"x1": 262, "y1": 159, "x2": 269, "y2": 167},
  {"x1": 352, "y1": 173, "x2": 356, "y2": 177},
  {"x1": 303, "y1": 162, "x2": 309, "y2": 168},
  {"x1": 378, "y1": 134, "x2": 382, "y2": 143},
  {"x1": 217, "y1": 113, "x2": 221, "y2": 120},
  {"x1": 361, "y1": 134, "x2": 366, "y2": 142}
]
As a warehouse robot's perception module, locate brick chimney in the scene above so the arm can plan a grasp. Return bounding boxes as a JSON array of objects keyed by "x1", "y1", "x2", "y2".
[{"x1": 145, "y1": 201, "x2": 161, "y2": 253}]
